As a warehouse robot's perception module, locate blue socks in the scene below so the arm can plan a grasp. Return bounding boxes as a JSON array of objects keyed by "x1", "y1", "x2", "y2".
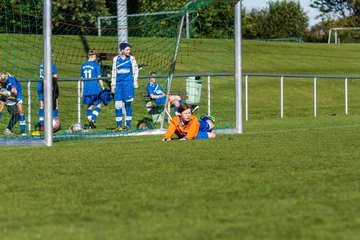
[
  {"x1": 87, "y1": 109, "x2": 93, "y2": 121},
  {"x1": 92, "y1": 107, "x2": 101, "y2": 121},
  {"x1": 39, "y1": 109, "x2": 44, "y2": 127},
  {"x1": 20, "y1": 114, "x2": 26, "y2": 133}
]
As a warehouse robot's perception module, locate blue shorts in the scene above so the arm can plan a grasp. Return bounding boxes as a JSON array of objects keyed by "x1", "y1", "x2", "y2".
[
  {"x1": 199, "y1": 120, "x2": 211, "y2": 132},
  {"x1": 195, "y1": 131, "x2": 209, "y2": 139},
  {"x1": 83, "y1": 94, "x2": 101, "y2": 106},
  {"x1": 17, "y1": 96, "x2": 23, "y2": 104},
  {"x1": 37, "y1": 92, "x2": 44, "y2": 101},
  {"x1": 155, "y1": 96, "x2": 166, "y2": 105},
  {"x1": 114, "y1": 81, "x2": 134, "y2": 102},
  {"x1": 37, "y1": 82, "x2": 43, "y2": 101},
  {"x1": 37, "y1": 80, "x2": 59, "y2": 102}
]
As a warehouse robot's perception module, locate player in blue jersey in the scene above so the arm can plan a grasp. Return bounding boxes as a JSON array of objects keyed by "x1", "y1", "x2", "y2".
[
  {"x1": 0, "y1": 86, "x2": 5, "y2": 123},
  {"x1": 0, "y1": 78, "x2": 7, "y2": 127},
  {"x1": 38, "y1": 50, "x2": 59, "y2": 131},
  {"x1": 0, "y1": 71, "x2": 26, "y2": 135},
  {"x1": 80, "y1": 49, "x2": 104, "y2": 129},
  {"x1": 111, "y1": 43, "x2": 139, "y2": 131},
  {"x1": 146, "y1": 71, "x2": 182, "y2": 116}
]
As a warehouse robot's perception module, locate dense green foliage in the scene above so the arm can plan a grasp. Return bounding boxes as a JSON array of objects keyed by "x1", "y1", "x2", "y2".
[
  {"x1": 243, "y1": 0, "x2": 309, "y2": 39},
  {"x1": 0, "y1": 0, "x2": 41, "y2": 34},
  {"x1": 310, "y1": 0, "x2": 360, "y2": 29},
  {"x1": 0, "y1": 0, "x2": 312, "y2": 39},
  {"x1": 127, "y1": 0, "x2": 310, "y2": 39},
  {"x1": 52, "y1": 0, "x2": 109, "y2": 30},
  {"x1": 310, "y1": 0, "x2": 360, "y2": 20}
]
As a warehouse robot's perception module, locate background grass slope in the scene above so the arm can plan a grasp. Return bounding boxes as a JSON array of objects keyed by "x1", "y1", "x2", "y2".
[
  {"x1": 2, "y1": 38, "x2": 360, "y2": 239},
  {"x1": 2, "y1": 37, "x2": 360, "y2": 131}
]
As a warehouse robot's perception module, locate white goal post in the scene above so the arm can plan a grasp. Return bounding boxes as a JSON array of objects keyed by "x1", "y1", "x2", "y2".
[
  {"x1": 39, "y1": 0, "x2": 244, "y2": 146},
  {"x1": 328, "y1": 27, "x2": 360, "y2": 44}
]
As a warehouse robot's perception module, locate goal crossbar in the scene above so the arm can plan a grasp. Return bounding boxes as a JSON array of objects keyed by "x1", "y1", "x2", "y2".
[{"x1": 328, "y1": 27, "x2": 360, "y2": 44}]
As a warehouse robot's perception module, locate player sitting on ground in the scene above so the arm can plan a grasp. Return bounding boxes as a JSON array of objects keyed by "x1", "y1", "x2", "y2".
[
  {"x1": 146, "y1": 71, "x2": 183, "y2": 116},
  {"x1": 162, "y1": 103, "x2": 215, "y2": 141},
  {"x1": 80, "y1": 49, "x2": 104, "y2": 129}
]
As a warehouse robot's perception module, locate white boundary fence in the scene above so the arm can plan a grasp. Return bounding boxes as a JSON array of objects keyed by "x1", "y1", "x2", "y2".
[
  {"x1": 243, "y1": 73, "x2": 358, "y2": 121},
  {"x1": 20, "y1": 72, "x2": 360, "y2": 132}
]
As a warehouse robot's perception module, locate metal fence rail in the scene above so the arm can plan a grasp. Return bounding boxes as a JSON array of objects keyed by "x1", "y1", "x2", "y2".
[
  {"x1": 243, "y1": 73, "x2": 360, "y2": 121},
  {"x1": 19, "y1": 72, "x2": 360, "y2": 132}
]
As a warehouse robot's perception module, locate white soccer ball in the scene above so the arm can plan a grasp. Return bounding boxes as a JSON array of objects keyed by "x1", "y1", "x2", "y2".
[
  {"x1": 53, "y1": 118, "x2": 61, "y2": 133},
  {"x1": 71, "y1": 122, "x2": 84, "y2": 133}
]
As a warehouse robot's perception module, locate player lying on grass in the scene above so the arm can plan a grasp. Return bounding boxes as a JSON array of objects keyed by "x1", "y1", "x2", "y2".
[
  {"x1": 162, "y1": 103, "x2": 216, "y2": 141},
  {"x1": 0, "y1": 71, "x2": 26, "y2": 135},
  {"x1": 146, "y1": 71, "x2": 183, "y2": 116}
]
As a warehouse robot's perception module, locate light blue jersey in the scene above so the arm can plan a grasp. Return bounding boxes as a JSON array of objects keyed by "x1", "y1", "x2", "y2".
[{"x1": 146, "y1": 82, "x2": 166, "y2": 105}]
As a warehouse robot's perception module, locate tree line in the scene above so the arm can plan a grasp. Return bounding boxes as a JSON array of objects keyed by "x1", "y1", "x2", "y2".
[{"x1": 1, "y1": 0, "x2": 358, "y2": 42}]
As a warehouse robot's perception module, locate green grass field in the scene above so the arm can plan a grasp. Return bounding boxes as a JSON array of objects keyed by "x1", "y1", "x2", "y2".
[
  {"x1": 2, "y1": 38, "x2": 360, "y2": 239},
  {"x1": 2, "y1": 116, "x2": 360, "y2": 239}
]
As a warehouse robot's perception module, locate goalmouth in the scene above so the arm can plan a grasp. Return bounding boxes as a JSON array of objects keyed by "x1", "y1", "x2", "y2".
[
  {"x1": 328, "y1": 27, "x2": 360, "y2": 44},
  {"x1": 0, "y1": 0, "x2": 243, "y2": 146},
  {"x1": 41, "y1": 0, "x2": 243, "y2": 146}
]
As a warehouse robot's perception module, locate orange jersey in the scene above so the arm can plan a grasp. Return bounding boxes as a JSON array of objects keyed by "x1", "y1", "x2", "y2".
[{"x1": 162, "y1": 115, "x2": 200, "y2": 140}]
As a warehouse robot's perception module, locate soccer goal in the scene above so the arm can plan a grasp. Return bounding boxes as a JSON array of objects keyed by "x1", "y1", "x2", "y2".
[
  {"x1": 328, "y1": 27, "x2": 360, "y2": 44},
  {"x1": 0, "y1": 0, "x2": 243, "y2": 146}
]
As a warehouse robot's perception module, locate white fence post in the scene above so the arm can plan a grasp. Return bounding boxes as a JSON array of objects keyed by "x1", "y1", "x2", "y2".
[
  {"x1": 314, "y1": 77, "x2": 317, "y2": 117},
  {"x1": 245, "y1": 75, "x2": 248, "y2": 121},
  {"x1": 27, "y1": 80, "x2": 31, "y2": 133},
  {"x1": 280, "y1": 76, "x2": 284, "y2": 119},
  {"x1": 345, "y1": 77, "x2": 348, "y2": 115},
  {"x1": 77, "y1": 80, "x2": 81, "y2": 123},
  {"x1": 186, "y1": 12, "x2": 190, "y2": 39},
  {"x1": 207, "y1": 75, "x2": 211, "y2": 116},
  {"x1": 98, "y1": 17, "x2": 101, "y2": 36}
]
